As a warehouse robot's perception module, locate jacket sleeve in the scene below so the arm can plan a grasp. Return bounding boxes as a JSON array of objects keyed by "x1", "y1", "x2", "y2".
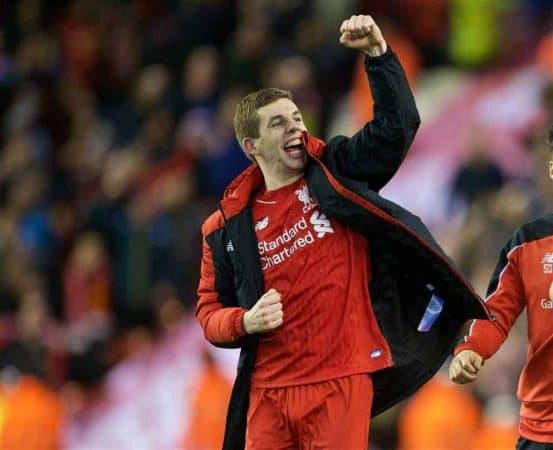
[
  {"x1": 196, "y1": 227, "x2": 248, "y2": 348},
  {"x1": 323, "y1": 48, "x2": 420, "y2": 192},
  {"x1": 454, "y1": 240, "x2": 526, "y2": 360}
]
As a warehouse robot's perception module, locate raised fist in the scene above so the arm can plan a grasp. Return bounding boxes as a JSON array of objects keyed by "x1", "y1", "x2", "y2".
[{"x1": 339, "y1": 15, "x2": 387, "y2": 57}]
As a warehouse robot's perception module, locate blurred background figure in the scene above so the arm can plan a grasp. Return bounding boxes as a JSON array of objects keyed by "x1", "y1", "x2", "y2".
[
  {"x1": 0, "y1": 0, "x2": 550, "y2": 448},
  {"x1": 398, "y1": 373, "x2": 483, "y2": 450}
]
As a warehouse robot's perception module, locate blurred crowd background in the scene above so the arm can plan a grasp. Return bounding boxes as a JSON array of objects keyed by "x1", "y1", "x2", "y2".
[{"x1": 0, "y1": 0, "x2": 551, "y2": 449}]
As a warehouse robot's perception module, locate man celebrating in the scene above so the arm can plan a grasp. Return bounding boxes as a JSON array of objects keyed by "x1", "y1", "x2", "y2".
[
  {"x1": 197, "y1": 14, "x2": 489, "y2": 450},
  {"x1": 450, "y1": 127, "x2": 553, "y2": 450}
]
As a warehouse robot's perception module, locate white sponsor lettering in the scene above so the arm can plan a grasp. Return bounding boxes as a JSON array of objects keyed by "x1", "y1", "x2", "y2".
[
  {"x1": 257, "y1": 217, "x2": 308, "y2": 255},
  {"x1": 541, "y1": 298, "x2": 553, "y2": 309},
  {"x1": 260, "y1": 231, "x2": 315, "y2": 270},
  {"x1": 256, "y1": 206, "x2": 335, "y2": 271}
]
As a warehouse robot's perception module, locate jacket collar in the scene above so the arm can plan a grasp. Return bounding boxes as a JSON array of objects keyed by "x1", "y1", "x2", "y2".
[{"x1": 219, "y1": 132, "x2": 326, "y2": 218}]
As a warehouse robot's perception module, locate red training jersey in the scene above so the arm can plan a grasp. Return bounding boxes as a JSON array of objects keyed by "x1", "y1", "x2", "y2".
[{"x1": 250, "y1": 178, "x2": 390, "y2": 387}]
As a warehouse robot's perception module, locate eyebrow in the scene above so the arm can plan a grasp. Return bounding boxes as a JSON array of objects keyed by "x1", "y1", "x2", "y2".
[{"x1": 267, "y1": 110, "x2": 302, "y2": 126}]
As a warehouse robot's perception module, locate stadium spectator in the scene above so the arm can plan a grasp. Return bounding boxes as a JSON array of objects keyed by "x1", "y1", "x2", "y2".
[{"x1": 0, "y1": 372, "x2": 64, "y2": 450}]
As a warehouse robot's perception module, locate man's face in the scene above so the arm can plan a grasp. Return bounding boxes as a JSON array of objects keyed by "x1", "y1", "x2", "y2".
[{"x1": 249, "y1": 98, "x2": 308, "y2": 180}]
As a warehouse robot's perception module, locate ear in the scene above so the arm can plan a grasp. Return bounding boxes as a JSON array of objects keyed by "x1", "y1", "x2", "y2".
[
  {"x1": 242, "y1": 138, "x2": 259, "y2": 158},
  {"x1": 549, "y1": 161, "x2": 553, "y2": 180}
]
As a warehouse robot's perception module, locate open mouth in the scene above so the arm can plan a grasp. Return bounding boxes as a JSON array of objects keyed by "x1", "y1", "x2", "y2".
[{"x1": 284, "y1": 138, "x2": 305, "y2": 158}]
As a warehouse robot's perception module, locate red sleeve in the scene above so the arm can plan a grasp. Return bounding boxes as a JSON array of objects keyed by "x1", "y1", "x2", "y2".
[
  {"x1": 195, "y1": 228, "x2": 247, "y2": 344},
  {"x1": 455, "y1": 246, "x2": 526, "y2": 359}
]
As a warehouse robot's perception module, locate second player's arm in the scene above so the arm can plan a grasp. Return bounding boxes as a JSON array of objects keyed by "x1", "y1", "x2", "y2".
[{"x1": 450, "y1": 241, "x2": 527, "y2": 383}]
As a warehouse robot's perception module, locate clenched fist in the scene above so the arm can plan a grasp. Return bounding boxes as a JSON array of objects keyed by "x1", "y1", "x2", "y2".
[
  {"x1": 243, "y1": 288, "x2": 284, "y2": 334},
  {"x1": 339, "y1": 15, "x2": 387, "y2": 57},
  {"x1": 449, "y1": 350, "x2": 484, "y2": 384}
]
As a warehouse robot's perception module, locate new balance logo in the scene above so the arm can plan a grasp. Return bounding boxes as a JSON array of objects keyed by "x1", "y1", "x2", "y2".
[
  {"x1": 309, "y1": 211, "x2": 334, "y2": 238},
  {"x1": 226, "y1": 240, "x2": 234, "y2": 252},
  {"x1": 542, "y1": 253, "x2": 553, "y2": 273},
  {"x1": 542, "y1": 253, "x2": 553, "y2": 264},
  {"x1": 255, "y1": 217, "x2": 269, "y2": 231}
]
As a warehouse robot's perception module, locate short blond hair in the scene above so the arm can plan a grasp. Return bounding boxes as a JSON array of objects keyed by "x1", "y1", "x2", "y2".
[{"x1": 233, "y1": 88, "x2": 292, "y2": 160}]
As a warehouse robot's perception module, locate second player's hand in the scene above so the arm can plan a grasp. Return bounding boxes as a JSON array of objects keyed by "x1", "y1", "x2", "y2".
[
  {"x1": 449, "y1": 350, "x2": 484, "y2": 384},
  {"x1": 243, "y1": 288, "x2": 283, "y2": 334},
  {"x1": 339, "y1": 15, "x2": 387, "y2": 57}
]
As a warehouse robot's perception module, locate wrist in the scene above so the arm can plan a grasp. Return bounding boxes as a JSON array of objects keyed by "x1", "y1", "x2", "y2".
[
  {"x1": 232, "y1": 309, "x2": 248, "y2": 339},
  {"x1": 363, "y1": 41, "x2": 387, "y2": 57},
  {"x1": 242, "y1": 310, "x2": 252, "y2": 334}
]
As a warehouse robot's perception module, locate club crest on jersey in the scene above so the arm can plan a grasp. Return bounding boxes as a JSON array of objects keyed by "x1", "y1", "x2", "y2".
[
  {"x1": 255, "y1": 217, "x2": 269, "y2": 231},
  {"x1": 295, "y1": 185, "x2": 316, "y2": 212}
]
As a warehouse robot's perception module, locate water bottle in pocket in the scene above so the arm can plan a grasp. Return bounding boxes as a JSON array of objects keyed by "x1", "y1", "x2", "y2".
[{"x1": 417, "y1": 284, "x2": 444, "y2": 332}]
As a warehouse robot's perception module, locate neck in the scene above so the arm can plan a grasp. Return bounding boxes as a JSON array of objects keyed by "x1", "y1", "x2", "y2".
[{"x1": 264, "y1": 172, "x2": 303, "y2": 191}]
